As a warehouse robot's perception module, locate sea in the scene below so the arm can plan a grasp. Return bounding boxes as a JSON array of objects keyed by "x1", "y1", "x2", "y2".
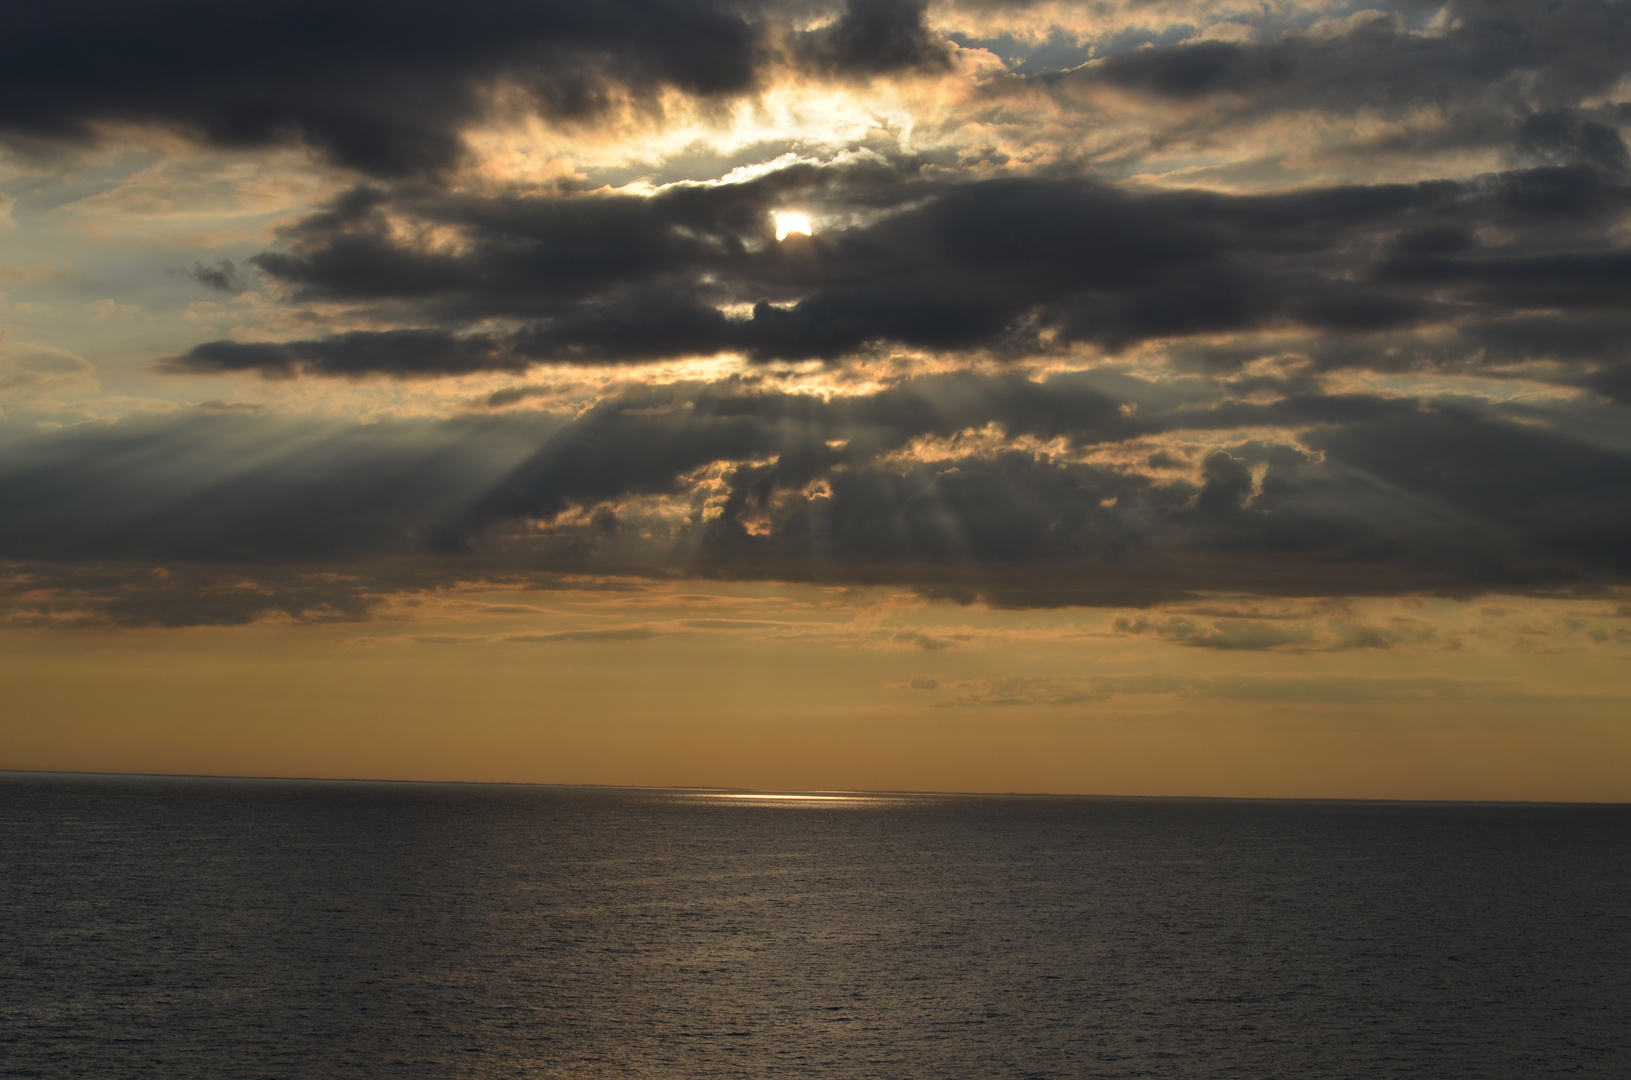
[{"x1": 1, "y1": 772, "x2": 1627, "y2": 1078}]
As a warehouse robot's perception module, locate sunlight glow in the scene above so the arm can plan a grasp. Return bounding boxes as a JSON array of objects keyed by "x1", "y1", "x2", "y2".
[{"x1": 773, "y1": 210, "x2": 813, "y2": 241}]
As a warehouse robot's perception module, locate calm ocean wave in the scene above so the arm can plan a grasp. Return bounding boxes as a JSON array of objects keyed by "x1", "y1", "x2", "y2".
[{"x1": 2, "y1": 773, "x2": 1627, "y2": 1078}]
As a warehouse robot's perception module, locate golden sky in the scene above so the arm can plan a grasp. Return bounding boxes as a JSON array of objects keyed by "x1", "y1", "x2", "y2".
[{"x1": 2, "y1": 0, "x2": 1629, "y2": 797}]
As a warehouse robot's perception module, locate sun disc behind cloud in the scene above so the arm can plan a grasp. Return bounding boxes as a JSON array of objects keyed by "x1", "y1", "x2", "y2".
[{"x1": 773, "y1": 210, "x2": 813, "y2": 241}]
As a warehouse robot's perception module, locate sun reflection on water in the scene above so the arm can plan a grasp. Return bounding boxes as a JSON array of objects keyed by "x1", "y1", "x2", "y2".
[{"x1": 678, "y1": 791, "x2": 897, "y2": 808}]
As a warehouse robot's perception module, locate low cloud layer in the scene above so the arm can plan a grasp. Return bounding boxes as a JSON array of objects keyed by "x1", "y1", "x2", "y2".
[{"x1": 2, "y1": 369, "x2": 1625, "y2": 619}]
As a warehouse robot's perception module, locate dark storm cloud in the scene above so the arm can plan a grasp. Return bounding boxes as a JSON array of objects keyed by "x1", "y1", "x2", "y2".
[
  {"x1": 172, "y1": 154, "x2": 1631, "y2": 376},
  {"x1": 796, "y1": 0, "x2": 952, "y2": 75},
  {"x1": 0, "y1": 0, "x2": 952, "y2": 177},
  {"x1": 1069, "y1": 0, "x2": 1631, "y2": 131},
  {"x1": 1306, "y1": 403, "x2": 1631, "y2": 573},
  {"x1": 1582, "y1": 362, "x2": 1631, "y2": 405},
  {"x1": 129, "y1": 0, "x2": 1631, "y2": 380},
  {"x1": 182, "y1": 331, "x2": 535, "y2": 379},
  {"x1": 1160, "y1": 303, "x2": 1631, "y2": 389},
  {"x1": 8, "y1": 374, "x2": 1626, "y2": 621},
  {"x1": 458, "y1": 376, "x2": 1631, "y2": 594},
  {"x1": 11, "y1": 0, "x2": 1631, "y2": 622},
  {"x1": 0, "y1": 0, "x2": 779, "y2": 176},
  {"x1": 1378, "y1": 245, "x2": 1631, "y2": 310}
]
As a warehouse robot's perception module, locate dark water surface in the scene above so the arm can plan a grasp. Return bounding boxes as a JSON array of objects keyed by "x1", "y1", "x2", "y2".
[{"x1": 1, "y1": 774, "x2": 1627, "y2": 1078}]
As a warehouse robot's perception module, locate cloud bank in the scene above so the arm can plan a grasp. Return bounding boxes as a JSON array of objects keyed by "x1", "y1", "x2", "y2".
[{"x1": 2, "y1": 0, "x2": 1629, "y2": 624}]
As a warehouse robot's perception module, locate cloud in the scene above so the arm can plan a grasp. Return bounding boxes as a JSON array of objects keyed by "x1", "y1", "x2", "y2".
[
  {"x1": 177, "y1": 330, "x2": 537, "y2": 379},
  {"x1": 0, "y1": 0, "x2": 776, "y2": 176},
  {"x1": 502, "y1": 626, "x2": 670, "y2": 642},
  {"x1": 0, "y1": 343, "x2": 100, "y2": 411},
  {"x1": 926, "y1": 671, "x2": 1621, "y2": 708},
  {"x1": 1109, "y1": 612, "x2": 1439, "y2": 651},
  {"x1": 125, "y1": 0, "x2": 1631, "y2": 392},
  {"x1": 167, "y1": 153, "x2": 1630, "y2": 376},
  {"x1": 0, "y1": 562, "x2": 386, "y2": 629},
  {"x1": 1065, "y1": 2, "x2": 1631, "y2": 144},
  {"x1": 442, "y1": 376, "x2": 1630, "y2": 598},
  {"x1": 0, "y1": 0, "x2": 976, "y2": 177},
  {"x1": 4, "y1": 0, "x2": 1630, "y2": 627},
  {"x1": 184, "y1": 259, "x2": 244, "y2": 294},
  {"x1": 796, "y1": 0, "x2": 953, "y2": 76},
  {"x1": 3, "y1": 370, "x2": 1628, "y2": 618}
]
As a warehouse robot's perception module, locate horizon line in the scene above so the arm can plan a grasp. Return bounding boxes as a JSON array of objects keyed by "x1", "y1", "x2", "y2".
[{"x1": 3, "y1": 768, "x2": 1626, "y2": 808}]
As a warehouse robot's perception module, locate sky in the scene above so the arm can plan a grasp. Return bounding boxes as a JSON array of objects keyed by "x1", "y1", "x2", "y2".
[{"x1": 2, "y1": 0, "x2": 1629, "y2": 799}]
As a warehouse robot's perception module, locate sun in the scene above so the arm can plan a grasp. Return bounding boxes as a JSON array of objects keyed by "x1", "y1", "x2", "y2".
[{"x1": 773, "y1": 210, "x2": 813, "y2": 241}]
